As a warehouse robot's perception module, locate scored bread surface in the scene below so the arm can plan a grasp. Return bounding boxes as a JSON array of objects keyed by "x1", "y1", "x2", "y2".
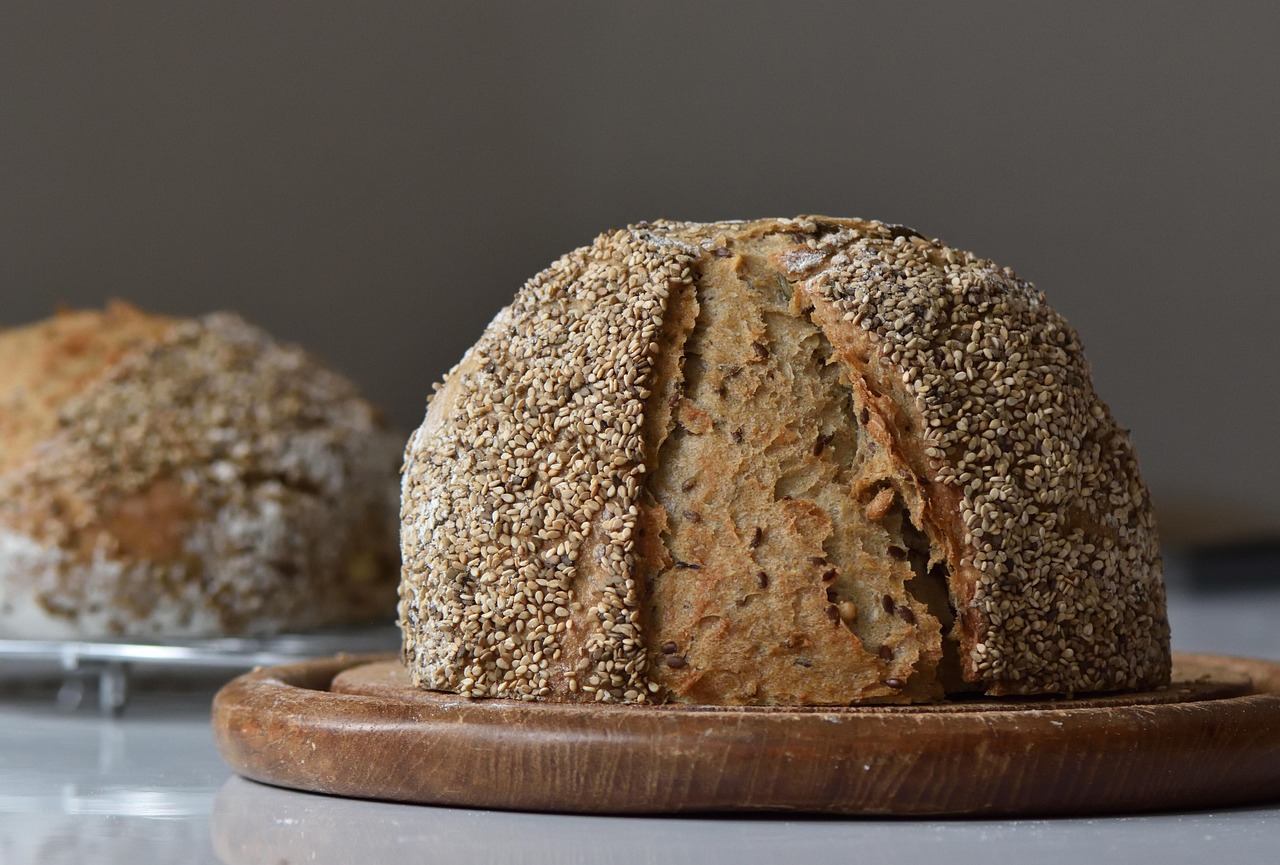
[
  {"x1": 399, "y1": 217, "x2": 1169, "y2": 704},
  {"x1": 0, "y1": 303, "x2": 402, "y2": 638}
]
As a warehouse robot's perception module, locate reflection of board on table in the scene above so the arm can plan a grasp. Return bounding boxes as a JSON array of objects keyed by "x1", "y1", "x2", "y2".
[{"x1": 213, "y1": 652, "x2": 1280, "y2": 817}]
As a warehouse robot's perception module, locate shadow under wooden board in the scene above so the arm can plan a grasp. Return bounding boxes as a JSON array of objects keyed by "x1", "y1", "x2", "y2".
[{"x1": 212, "y1": 653, "x2": 1280, "y2": 817}]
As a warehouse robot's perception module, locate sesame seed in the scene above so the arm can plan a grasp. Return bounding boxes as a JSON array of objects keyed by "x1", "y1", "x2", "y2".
[
  {"x1": 400, "y1": 216, "x2": 1168, "y2": 703},
  {"x1": 0, "y1": 309, "x2": 401, "y2": 639}
]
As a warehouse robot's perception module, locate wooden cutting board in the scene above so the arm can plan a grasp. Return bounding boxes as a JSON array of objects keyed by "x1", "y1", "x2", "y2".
[{"x1": 212, "y1": 652, "x2": 1280, "y2": 816}]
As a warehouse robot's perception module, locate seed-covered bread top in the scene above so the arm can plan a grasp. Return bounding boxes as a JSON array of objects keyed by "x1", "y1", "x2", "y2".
[
  {"x1": 0, "y1": 303, "x2": 402, "y2": 638},
  {"x1": 399, "y1": 217, "x2": 1169, "y2": 704},
  {"x1": 0, "y1": 303, "x2": 175, "y2": 475}
]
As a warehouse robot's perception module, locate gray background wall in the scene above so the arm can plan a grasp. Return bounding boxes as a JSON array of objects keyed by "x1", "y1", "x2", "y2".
[{"x1": 2, "y1": 2, "x2": 1277, "y2": 548}]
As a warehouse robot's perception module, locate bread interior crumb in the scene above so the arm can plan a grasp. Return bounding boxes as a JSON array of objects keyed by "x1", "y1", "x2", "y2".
[{"x1": 638, "y1": 229, "x2": 956, "y2": 704}]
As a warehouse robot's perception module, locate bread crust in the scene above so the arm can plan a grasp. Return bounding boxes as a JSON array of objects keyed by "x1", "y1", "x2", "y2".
[
  {"x1": 0, "y1": 305, "x2": 402, "y2": 638},
  {"x1": 399, "y1": 218, "x2": 1170, "y2": 703}
]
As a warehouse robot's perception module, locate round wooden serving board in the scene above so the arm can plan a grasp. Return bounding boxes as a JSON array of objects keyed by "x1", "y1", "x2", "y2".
[{"x1": 212, "y1": 652, "x2": 1280, "y2": 816}]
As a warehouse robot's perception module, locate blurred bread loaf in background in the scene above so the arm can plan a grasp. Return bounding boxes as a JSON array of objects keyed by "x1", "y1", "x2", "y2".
[{"x1": 0, "y1": 302, "x2": 401, "y2": 638}]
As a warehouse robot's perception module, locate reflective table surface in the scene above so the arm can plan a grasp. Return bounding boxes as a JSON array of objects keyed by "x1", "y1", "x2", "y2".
[{"x1": 2, "y1": 580, "x2": 1278, "y2": 865}]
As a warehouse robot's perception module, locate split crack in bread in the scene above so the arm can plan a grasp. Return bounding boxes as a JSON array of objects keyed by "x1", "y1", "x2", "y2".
[
  {"x1": 400, "y1": 217, "x2": 1170, "y2": 705},
  {"x1": 0, "y1": 302, "x2": 402, "y2": 638}
]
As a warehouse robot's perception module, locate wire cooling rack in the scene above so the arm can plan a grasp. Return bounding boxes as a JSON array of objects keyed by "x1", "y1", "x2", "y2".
[{"x1": 0, "y1": 626, "x2": 399, "y2": 716}]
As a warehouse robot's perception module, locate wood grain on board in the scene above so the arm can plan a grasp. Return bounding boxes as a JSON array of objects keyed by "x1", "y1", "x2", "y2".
[{"x1": 212, "y1": 653, "x2": 1280, "y2": 816}]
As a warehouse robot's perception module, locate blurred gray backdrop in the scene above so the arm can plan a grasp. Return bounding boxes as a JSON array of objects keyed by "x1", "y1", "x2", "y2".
[{"x1": 2, "y1": 2, "x2": 1277, "y2": 548}]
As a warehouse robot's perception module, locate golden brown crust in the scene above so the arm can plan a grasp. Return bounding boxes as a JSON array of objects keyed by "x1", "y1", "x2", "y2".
[
  {"x1": 0, "y1": 306, "x2": 402, "y2": 638},
  {"x1": 637, "y1": 230, "x2": 943, "y2": 704},
  {"x1": 0, "y1": 301, "x2": 174, "y2": 475},
  {"x1": 400, "y1": 217, "x2": 1170, "y2": 704}
]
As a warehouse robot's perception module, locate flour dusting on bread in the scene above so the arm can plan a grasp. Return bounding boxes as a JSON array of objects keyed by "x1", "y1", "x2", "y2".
[{"x1": 0, "y1": 305, "x2": 401, "y2": 637}]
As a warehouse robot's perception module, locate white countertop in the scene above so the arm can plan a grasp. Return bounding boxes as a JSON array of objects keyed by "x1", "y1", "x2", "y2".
[{"x1": 2, "y1": 580, "x2": 1278, "y2": 865}]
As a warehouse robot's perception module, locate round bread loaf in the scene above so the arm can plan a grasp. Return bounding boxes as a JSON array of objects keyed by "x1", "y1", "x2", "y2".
[
  {"x1": 400, "y1": 217, "x2": 1170, "y2": 705},
  {"x1": 0, "y1": 302, "x2": 401, "y2": 638}
]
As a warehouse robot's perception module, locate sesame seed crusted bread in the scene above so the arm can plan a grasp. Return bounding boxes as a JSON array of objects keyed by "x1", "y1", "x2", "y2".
[
  {"x1": 0, "y1": 302, "x2": 402, "y2": 638},
  {"x1": 399, "y1": 217, "x2": 1170, "y2": 705}
]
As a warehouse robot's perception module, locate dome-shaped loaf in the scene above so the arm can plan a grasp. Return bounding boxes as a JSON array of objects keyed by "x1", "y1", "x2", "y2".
[
  {"x1": 399, "y1": 218, "x2": 1169, "y2": 705},
  {"x1": 0, "y1": 303, "x2": 402, "y2": 638}
]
